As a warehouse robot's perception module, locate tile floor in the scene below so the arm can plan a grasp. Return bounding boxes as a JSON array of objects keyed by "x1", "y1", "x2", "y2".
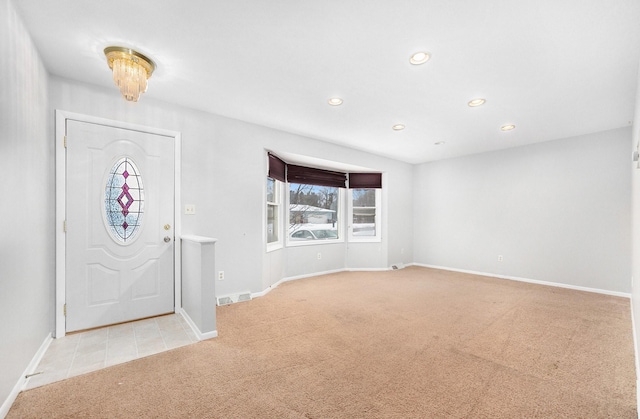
[{"x1": 25, "y1": 314, "x2": 198, "y2": 390}]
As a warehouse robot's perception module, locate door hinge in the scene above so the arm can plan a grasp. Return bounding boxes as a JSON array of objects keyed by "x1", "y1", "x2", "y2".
[
  {"x1": 63, "y1": 136, "x2": 67, "y2": 148},
  {"x1": 63, "y1": 220, "x2": 67, "y2": 233},
  {"x1": 63, "y1": 304, "x2": 66, "y2": 317}
]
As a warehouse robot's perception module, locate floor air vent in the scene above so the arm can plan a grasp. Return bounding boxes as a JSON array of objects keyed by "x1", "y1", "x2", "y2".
[
  {"x1": 217, "y1": 296, "x2": 233, "y2": 306},
  {"x1": 237, "y1": 293, "x2": 251, "y2": 302},
  {"x1": 217, "y1": 293, "x2": 252, "y2": 306}
]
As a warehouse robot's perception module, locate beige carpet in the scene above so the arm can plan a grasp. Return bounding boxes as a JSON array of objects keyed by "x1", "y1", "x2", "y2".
[{"x1": 8, "y1": 267, "x2": 637, "y2": 418}]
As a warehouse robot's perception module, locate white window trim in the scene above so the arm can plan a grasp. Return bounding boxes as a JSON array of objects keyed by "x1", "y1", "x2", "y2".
[
  {"x1": 348, "y1": 188, "x2": 382, "y2": 242},
  {"x1": 286, "y1": 185, "x2": 346, "y2": 247},
  {"x1": 266, "y1": 177, "x2": 283, "y2": 252}
]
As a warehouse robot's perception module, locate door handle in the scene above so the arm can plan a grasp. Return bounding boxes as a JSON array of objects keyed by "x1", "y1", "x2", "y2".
[{"x1": 164, "y1": 236, "x2": 171, "y2": 243}]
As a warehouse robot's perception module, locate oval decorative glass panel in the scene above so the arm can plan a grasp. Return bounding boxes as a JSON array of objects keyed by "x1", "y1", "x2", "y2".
[{"x1": 104, "y1": 157, "x2": 145, "y2": 243}]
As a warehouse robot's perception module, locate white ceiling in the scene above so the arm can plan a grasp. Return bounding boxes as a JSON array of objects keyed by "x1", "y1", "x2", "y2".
[{"x1": 14, "y1": 0, "x2": 640, "y2": 164}]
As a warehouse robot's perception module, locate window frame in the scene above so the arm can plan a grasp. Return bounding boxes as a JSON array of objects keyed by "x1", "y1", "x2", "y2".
[
  {"x1": 286, "y1": 182, "x2": 345, "y2": 247},
  {"x1": 266, "y1": 176, "x2": 283, "y2": 252},
  {"x1": 348, "y1": 187, "x2": 382, "y2": 242}
]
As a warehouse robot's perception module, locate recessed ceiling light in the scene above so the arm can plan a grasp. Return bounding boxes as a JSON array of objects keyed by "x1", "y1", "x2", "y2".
[
  {"x1": 501, "y1": 124, "x2": 516, "y2": 131},
  {"x1": 392, "y1": 124, "x2": 405, "y2": 131},
  {"x1": 328, "y1": 97, "x2": 343, "y2": 106},
  {"x1": 468, "y1": 98, "x2": 486, "y2": 107},
  {"x1": 409, "y1": 52, "x2": 430, "y2": 65},
  {"x1": 434, "y1": 141, "x2": 446, "y2": 145}
]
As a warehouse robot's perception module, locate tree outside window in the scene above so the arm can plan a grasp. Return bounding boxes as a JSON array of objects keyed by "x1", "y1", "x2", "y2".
[{"x1": 289, "y1": 183, "x2": 339, "y2": 242}]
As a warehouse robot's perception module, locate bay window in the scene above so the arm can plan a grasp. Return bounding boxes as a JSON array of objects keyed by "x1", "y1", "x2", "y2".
[{"x1": 266, "y1": 151, "x2": 382, "y2": 248}]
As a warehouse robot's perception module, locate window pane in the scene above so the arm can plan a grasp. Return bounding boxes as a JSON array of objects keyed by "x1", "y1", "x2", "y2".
[
  {"x1": 352, "y1": 188, "x2": 375, "y2": 236},
  {"x1": 267, "y1": 177, "x2": 275, "y2": 203},
  {"x1": 267, "y1": 204, "x2": 279, "y2": 243},
  {"x1": 289, "y1": 183, "x2": 339, "y2": 241}
]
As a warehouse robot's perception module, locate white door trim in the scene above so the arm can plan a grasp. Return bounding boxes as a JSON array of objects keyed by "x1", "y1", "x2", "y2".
[{"x1": 55, "y1": 110, "x2": 182, "y2": 338}]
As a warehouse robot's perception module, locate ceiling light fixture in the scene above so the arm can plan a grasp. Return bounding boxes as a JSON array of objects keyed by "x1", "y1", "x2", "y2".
[
  {"x1": 501, "y1": 124, "x2": 516, "y2": 131},
  {"x1": 392, "y1": 124, "x2": 405, "y2": 131},
  {"x1": 468, "y1": 98, "x2": 486, "y2": 107},
  {"x1": 409, "y1": 52, "x2": 430, "y2": 65},
  {"x1": 434, "y1": 141, "x2": 446, "y2": 145},
  {"x1": 328, "y1": 97, "x2": 343, "y2": 106},
  {"x1": 104, "y1": 46, "x2": 156, "y2": 102}
]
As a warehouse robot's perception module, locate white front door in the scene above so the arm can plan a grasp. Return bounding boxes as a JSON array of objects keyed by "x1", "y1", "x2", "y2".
[{"x1": 65, "y1": 120, "x2": 175, "y2": 332}]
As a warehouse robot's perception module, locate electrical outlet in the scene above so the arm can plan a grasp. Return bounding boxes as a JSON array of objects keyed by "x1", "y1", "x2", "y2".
[
  {"x1": 218, "y1": 271, "x2": 224, "y2": 280},
  {"x1": 185, "y1": 205, "x2": 196, "y2": 215},
  {"x1": 317, "y1": 253, "x2": 322, "y2": 260},
  {"x1": 497, "y1": 255, "x2": 503, "y2": 262}
]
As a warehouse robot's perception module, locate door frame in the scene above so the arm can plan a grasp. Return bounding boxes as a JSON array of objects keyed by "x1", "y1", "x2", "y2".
[{"x1": 55, "y1": 110, "x2": 182, "y2": 338}]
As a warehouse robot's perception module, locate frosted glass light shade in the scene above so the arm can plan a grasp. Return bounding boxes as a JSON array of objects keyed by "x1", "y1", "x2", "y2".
[{"x1": 104, "y1": 47, "x2": 155, "y2": 102}]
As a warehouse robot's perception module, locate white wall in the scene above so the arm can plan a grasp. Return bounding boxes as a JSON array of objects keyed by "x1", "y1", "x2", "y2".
[
  {"x1": 414, "y1": 127, "x2": 632, "y2": 293},
  {"x1": 49, "y1": 77, "x2": 414, "y2": 298},
  {"x1": 0, "y1": 0, "x2": 53, "y2": 412},
  {"x1": 631, "y1": 59, "x2": 640, "y2": 383}
]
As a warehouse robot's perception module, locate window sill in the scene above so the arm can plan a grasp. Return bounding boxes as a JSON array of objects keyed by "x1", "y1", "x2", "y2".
[
  {"x1": 266, "y1": 242, "x2": 283, "y2": 252},
  {"x1": 348, "y1": 238, "x2": 382, "y2": 243},
  {"x1": 286, "y1": 238, "x2": 345, "y2": 248}
]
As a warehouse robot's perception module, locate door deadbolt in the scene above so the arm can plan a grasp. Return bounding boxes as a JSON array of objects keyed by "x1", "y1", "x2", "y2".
[{"x1": 164, "y1": 224, "x2": 171, "y2": 230}]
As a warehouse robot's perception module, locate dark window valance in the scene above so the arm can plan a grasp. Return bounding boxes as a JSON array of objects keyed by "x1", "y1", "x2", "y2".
[
  {"x1": 349, "y1": 172, "x2": 382, "y2": 189},
  {"x1": 268, "y1": 153, "x2": 286, "y2": 182},
  {"x1": 287, "y1": 164, "x2": 347, "y2": 188},
  {"x1": 268, "y1": 152, "x2": 381, "y2": 189}
]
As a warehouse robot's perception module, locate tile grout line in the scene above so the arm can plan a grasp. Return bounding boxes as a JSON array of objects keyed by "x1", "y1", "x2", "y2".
[
  {"x1": 176, "y1": 314, "x2": 197, "y2": 343},
  {"x1": 181, "y1": 316, "x2": 197, "y2": 343},
  {"x1": 104, "y1": 326, "x2": 111, "y2": 369},
  {"x1": 156, "y1": 318, "x2": 169, "y2": 351},
  {"x1": 65, "y1": 334, "x2": 83, "y2": 380},
  {"x1": 133, "y1": 323, "x2": 141, "y2": 359},
  {"x1": 32, "y1": 315, "x2": 192, "y2": 389}
]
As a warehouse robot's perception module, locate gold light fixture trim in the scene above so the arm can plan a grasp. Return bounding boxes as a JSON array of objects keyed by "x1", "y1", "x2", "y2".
[
  {"x1": 328, "y1": 97, "x2": 343, "y2": 106},
  {"x1": 104, "y1": 46, "x2": 156, "y2": 102},
  {"x1": 501, "y1": 124, "x2": 516, "y2": 131},
  {"x1": 392, "y1": 124, "x2": 405, "y2": 131}
]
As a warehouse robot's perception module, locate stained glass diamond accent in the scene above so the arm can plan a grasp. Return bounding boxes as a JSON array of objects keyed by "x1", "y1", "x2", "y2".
[
  {"x1": 117, "y1": 184, "x2": 133, "y2": 216},
  {"x1": 104, "y1": 157, "x2": 144, "y2": 243}
]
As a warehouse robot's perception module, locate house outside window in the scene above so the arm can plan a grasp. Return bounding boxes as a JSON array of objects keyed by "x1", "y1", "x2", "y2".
[{"x1": 288, "y1": 183, "x2": 341, "y2": 243}]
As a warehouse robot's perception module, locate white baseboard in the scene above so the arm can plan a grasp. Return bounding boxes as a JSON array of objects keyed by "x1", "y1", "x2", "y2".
[
  {"x1": 251, "y1": 266, "x2": 395, "y2": 300},
  {"x1": 348, "y1": 267, "x2": 391, "y2": 272},
  {"x1": 251, "y1": 268, "x2": 346, "y2": 299},
  {"x1": 0, "y1": 333, "x2": 53, "y2": 418},
  {"x1": 178, "y1": 309, "x2": 218, "y2": 341},
  {"x1": 415, "y1": 263, "x2": 631, "y2": 298}
]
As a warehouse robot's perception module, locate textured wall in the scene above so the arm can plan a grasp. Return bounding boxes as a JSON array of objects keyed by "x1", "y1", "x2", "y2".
[
  {"x1": 48, "y1": 76, "x2": 414, "y2": 297},
  {"x1": 413, "y1": 128, "x2": 631, "y2": 293},
  {"x1": 631, "y1": 59, "x2": 640, "y2": 380},
  {"x1": 0, "y1": 0, "x2": 53, "y2": 413}
]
